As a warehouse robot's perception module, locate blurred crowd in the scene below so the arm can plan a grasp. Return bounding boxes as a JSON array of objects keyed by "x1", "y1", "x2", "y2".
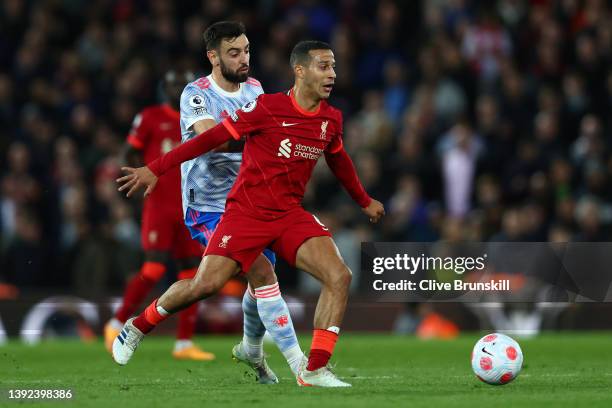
[{"x1": 1, "y1": 0, "x2": 612, "y2": 294}]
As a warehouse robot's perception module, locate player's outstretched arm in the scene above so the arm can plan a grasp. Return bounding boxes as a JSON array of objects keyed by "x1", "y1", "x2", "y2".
[
  {"x1": 324, "y1": 148, "x2": 385, "y2": 223},
  {"x1": 148, "y1": 120, "x2": 235, "y2": 176},
  {"x1": 116, "y1": 120, "x2": 235, "y2": 197}
]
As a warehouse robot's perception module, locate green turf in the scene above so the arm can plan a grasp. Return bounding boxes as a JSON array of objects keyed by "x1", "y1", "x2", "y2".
[{"x1": 1, "y1": 333, "x2": 611, "y2": 407}]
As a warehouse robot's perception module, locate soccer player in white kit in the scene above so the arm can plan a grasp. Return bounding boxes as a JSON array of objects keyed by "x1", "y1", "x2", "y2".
[{"x1": 178, "y1": 21, "x2": 305, "y2": 382}]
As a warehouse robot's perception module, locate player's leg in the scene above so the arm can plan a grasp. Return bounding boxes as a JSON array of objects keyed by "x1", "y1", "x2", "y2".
[
  {"x1": 186, "y1": 209, "x2": 302, "y2": 377},
  {"x1": 169, "y1": 221, "x2": 215, "y2": 361},
  {"x1": 115, "y1": 251, "x2": 170, "y2": 322},
  {"x1": 141, "y1": 254, "x2": 239, "y2": 327},
  {"x1": 231, "y1": 255, "x2": 279, "y2": 384},
  {"x1": 187, "y1": 210, "x2": 285, "y2": 382},
  {"x1": 171, "y1": 255, "x2": 215, "y2": 361},
  {"x1": 104, "y1": 206, "x2": 172, "y2": 352},
  {"x1": 180, "y1": 209, "x2": 234, "y2": 361},
  {"x1": 112, "y1": 209, "x2": 267, "y2": 366},
  {"x1": 295, "y1": 237, "x2": 351, "y2": 352},
  {"x1": 112, "y1": 254, "x2": 239, "y2": 365},
  {"x1": 242, "y1": 251, "x2": 305, "y2": 375},
  {"x1": 294, "y1": 236, "x2": 352, "y2": 387},
  {"x1": 273, "y1": 210, "x2": 351, "y2": 387},
  {"x1": 104, "y1": 251, "x2": 168, "y2": 351}
]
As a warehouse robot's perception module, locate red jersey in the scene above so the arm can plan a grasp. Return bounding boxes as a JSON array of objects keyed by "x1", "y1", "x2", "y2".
[
  {"x1": 149, "y1": 90, "x2": 371, "y2": 220},
  {"x1": 127, "y1": 104, "x2": 182, "y2": 212},
  {"x1": 221, "y1": 91, "x2": 343, "y2": 219}
]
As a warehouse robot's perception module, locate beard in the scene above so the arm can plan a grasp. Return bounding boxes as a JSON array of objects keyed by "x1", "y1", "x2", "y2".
[{"x1": 220, "y1": 59, "x2": 249, "y2": 83}]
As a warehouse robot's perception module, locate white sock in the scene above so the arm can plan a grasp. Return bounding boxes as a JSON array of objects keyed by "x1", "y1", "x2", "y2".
[
  {"x1": 254, "y1": 283, "x2": 304, "y2": 372},
  {"x1": 174, "y1": 339, "x2": 193, "y2": 351},
  {"x1": 241, "y1": 287, "x2": 265, "y2": 358},
  {"x1": 283, "y1": 344, "x2": 306, "y2": 375},
  {"x1": 242, "y1": 334, "x2": 264, "y2": 359}
]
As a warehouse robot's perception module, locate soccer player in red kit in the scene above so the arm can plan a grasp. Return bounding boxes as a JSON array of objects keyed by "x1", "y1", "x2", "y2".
[
  {"x1": 114, "y1": 41, "x2": 385, "y2": 387},
  {"x1": 104, "y1": 71, "x2": 215, "y2": 361}
]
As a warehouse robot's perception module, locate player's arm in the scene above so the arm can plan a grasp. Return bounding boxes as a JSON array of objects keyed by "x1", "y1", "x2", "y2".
[
  {"x1": 117, "y1": 96, "x2": 267, "y2": 197},
  {"x1": 191, "y1": 119, "x2": 244, "y2": 153},
  {"x1": 324, "y1": 143, "x2": 385, "y2": 223},
  {"x1": 182, "y1": 84, "x2": 242, "y2": 153},
  {"x1": 117, "y1": 120, "x2": 236, "y2": 197}
]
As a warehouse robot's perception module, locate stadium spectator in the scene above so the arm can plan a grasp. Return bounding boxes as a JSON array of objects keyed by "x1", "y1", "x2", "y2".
[{"x1": 1, "y1": 0, "x2": 612, "y2": 294}]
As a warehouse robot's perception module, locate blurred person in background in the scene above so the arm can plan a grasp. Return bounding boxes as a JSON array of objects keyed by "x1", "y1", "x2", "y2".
[
  {"x1": 103, "y1": 70, "x2": 212, "y2": 361},
  {"x1": 437, "y1": 120, "x2": 484, "y2": 219},
  {"x1": 0, "y1": 0, "x2": 612, "y2": 340}
]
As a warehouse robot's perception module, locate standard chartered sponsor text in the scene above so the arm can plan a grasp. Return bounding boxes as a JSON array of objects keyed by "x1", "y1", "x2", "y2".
[{"x1": 294, "y1": 143, "x2": 323, "y2": 160}]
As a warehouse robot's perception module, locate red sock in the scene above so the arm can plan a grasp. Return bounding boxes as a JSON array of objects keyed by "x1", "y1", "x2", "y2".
[
  {"x1": 115, "y1": 262, "x2": 165, "y2": 323},
  {"x1": 307, "y1": 329, "x2": 339, "y2": 371},
  {"x1": 176, "y1": 268, "x2": 198, "y2": 340},
  {"x1": 132, "y1": 299, "x2": 169, "y2": 334}
]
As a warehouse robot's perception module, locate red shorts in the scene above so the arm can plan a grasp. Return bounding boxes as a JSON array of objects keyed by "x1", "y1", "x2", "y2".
[
  {"x1": 141, "y1": 205, "x2": 202, "y2": 259},
  {"x1": 204, "y1": 207, "x2": 332, "y2": 272}
]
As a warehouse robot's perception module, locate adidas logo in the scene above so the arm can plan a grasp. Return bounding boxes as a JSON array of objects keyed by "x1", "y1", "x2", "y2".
[{"x1": 277, "y1": 138, "x2": 292, "y2": 158}]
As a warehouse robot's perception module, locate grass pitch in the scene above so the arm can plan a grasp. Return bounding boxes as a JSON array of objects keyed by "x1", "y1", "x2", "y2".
[{"x1": 2, "y1": 333, "x2": 612, "y2": 407}]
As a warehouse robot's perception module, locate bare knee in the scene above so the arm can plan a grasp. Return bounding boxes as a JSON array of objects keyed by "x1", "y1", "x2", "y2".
[
  {"x1": 247, "y1": 256, "x2": 277, "y2": 288},
  {"x1": 325, "y1": 262, "x2": 352, "y2": 292},
  {"x1": 189, "y1": 278, "x2": 220, "y2": 300}
]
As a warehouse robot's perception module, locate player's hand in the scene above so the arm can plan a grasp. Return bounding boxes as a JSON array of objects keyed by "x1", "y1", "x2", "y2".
[
  {"x1": 362, "y1": 199, "x2": 385, "y2": 223},
  {"x1": 116, "y1": 166, "x2": 158, "y2": 198}
]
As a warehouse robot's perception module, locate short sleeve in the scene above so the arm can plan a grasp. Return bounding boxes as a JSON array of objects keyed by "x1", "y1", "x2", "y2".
[
  {"x1": 180, "y1": 84, "x2": 214, "y2": 131},
  {"x1": 326, "y1": 111, "x2": 344, "y2": 154},
  {"x1": 222, "y1": 94, "x2": 269, "y2": 138},
  {"x1": 126, "y1": 111, "x2": 149, "y2": 149}
]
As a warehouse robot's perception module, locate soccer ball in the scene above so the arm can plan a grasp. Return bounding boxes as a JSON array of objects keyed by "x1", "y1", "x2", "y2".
[{"x1": 471, "y1": 333, "x2": 523, "y2": 385}]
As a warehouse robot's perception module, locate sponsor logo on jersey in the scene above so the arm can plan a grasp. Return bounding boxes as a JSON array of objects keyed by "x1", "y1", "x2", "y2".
[
  {"x1": 277, "y1": 138, "x2": 324, "y2": 160},
  {"x1": 219, "y1": 235, "x2": 232, "y2": 248},
  {"x1": 277, "y1": 138, "x2": 292, "y2": 158},
  {"x1": 282, "y1": 121, "x2": 299, "y2": 127}
]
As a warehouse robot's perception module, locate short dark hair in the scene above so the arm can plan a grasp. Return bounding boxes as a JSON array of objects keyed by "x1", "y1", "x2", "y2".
[
  {"x1": 290, "y1": 40, "x2": 332, "y2": 67},
  {"x1": 203, "y1": 21, "x2": 246, "y2": 51}
]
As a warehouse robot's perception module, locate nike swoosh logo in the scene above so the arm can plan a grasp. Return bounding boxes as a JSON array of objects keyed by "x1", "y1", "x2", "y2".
[
  {"x1": 482, "y1": 347, "x2": 494, "y2": 356},
  {"x1": 282, "y1": 121, "x2": 299, "y2": 127}
]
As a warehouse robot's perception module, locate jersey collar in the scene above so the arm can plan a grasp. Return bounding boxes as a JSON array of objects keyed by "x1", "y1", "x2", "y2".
[
  {"x1": 289, "y1": 88, "x2": 321, "y2": 117},
  {"x1": 208, "y1": 74, "x2": 243, "y2": 97}
]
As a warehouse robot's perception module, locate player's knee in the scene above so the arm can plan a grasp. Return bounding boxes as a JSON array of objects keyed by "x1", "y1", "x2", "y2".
[
  {"x1": 190, "y1": 278, "x2": 220, "y2": 300},
  {"x1": 248, "y1": 267, "x2": 277, "y2": 288},
  {"x1": 247, "y1": 256, "x2": 277, "y2": 287},
  {"x1": 328, "y1": 263, "x2": 352, "y2": 291}
]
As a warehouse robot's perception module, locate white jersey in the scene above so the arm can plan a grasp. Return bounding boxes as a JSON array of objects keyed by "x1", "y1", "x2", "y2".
[{"x1": 179, "y1": 74, "x2": 263, "y2": 214}]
